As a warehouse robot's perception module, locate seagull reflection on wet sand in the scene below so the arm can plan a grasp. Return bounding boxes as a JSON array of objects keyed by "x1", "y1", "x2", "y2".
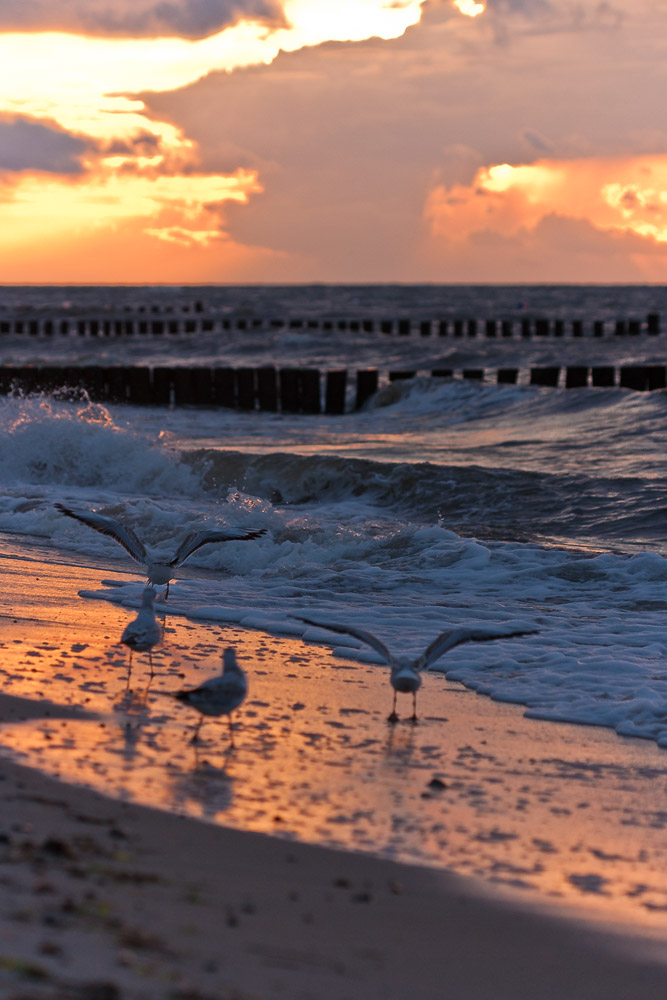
[{"x1": 4, "y1": 602, "x2": 667, "y2": 926}]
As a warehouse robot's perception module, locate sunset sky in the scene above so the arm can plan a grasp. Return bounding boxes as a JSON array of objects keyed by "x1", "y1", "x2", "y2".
[{"x1": 0, "y1": 0, "x2": 665, "y2": 284}]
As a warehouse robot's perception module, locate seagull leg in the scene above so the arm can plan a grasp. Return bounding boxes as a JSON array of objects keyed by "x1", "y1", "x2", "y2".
[
  {"x1": 190, "y1": 717, "x2": 203, "y2": 744},
  {"x1": 387, "y1": 690, "x2": 399, "y2": 724},
  {"x1": 164, "y1": 581, "x2": 170, "y2": 601},
  {"x1": 410, "y1": 692, "x2": 418, "y2": 723},
  {"x1": 126, "y1": 651, "x2": 133, "y2": 689},
  {"x1": 148, "y1": 651, "x2": 155, "y2": 679}
]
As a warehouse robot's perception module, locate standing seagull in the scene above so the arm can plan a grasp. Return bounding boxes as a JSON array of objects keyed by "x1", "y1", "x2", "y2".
[
  {"x1": 55, "y1": 503, "x2": 266, "y2": 598},
  {"x1": 121, "y1": 587, "x2": 162, "y2": 678},
  {"x1": 293, "y1": 616, "x2": 537, "y2": 722},
  {"x1": 173, "y1": 648, "x2": 248, "y2": 745}
]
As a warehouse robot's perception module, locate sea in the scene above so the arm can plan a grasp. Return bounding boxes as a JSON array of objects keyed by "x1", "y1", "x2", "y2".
[{"x1": 3, "y1": 284, "x2": 667, "y2": 748}]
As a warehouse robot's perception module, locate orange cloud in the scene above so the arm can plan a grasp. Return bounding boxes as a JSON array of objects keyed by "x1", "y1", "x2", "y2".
[{"x1": 425, "y1": 156, "x2": 667, "y2": 248}]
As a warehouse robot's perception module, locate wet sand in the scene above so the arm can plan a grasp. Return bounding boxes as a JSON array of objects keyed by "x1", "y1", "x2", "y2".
[{"x1": 1, "y1": 545, "x2": 667, "y2": 997}]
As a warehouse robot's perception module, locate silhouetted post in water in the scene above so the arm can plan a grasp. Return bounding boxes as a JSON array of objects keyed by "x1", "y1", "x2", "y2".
[
  {"x1": 647, "y1": 312, "x2": 660, "y2": 334},
  {"x1": 398, "y1": 319, "x2": 411, "y2": 336},
  {"x1": 485, "y1": 319, "x2": 497, "y2": 337},
  {"x1": 191, "y1": 368, "x2": 216, "y2": 406},
  {"x1": 363, "y1": 320, "x2": 374, "y2": 333},
  {"x1": 453, "y1": 319, "x2": 464, "y2": 337},
  {"x1": 151, "y1": 320, "x2": 164, "y2": 335},
  {"x1": 628, "y1": 319, "x2": 641, "y2": 336},
  {"x1": 554, "y1": 319, "x2": 564, "y2": 337},
  {"x1": 44, "y1": 320, "x2": 53, "y2": 336},
  {"x1": 420, "y1": 320, "x2": 432, "y2": 336},
  {"x1": 501, "y1": 320, "x2": 513, "y2": 338},
  {"x1": 279, "y1": 368, "x2": 321, "y2": 413},
  {"x1": 466, "y1": 319, "x2": 478, "y2": 337},
  {"x1": 530, "y1": 367, "x2": 560, "y2": 386},
  {"x1": 521, "y1": 317, "x2": 531, "y2": 338},
  {"x1": 462, "y1": 369, "x2": 484, "y2": 381},
  {"x1": 59, "y1": 319, "x2": 69, "y2": 335},
  {"x1": 389, "y1": 371, "x2": 415, "y2": 381},
  {"x1": 620, "y1": 365, "x2": 666, "y2": 391},
  {"x1": 593, "y1": 320, "x2": 604, "y2": 338},
  {"x1": 572, "y1": 319, "x2": 583, "y2": 338},
  {"x1": 236, "y1": 368, "x2": 257, "y2": 410},
  {"x1": 213, "y1": 368, "x2": 236, "y2": 408},
  {"x1": 438, "y1": 320, "x2": 448, "y2": 336},
  {"x1": 325, "y1": 370, "x2": 347, "y2": 414},
  {"x1": 107, "y1": 367, "x2": 130, "y2": 403},
  {"x1": 125, "y1": 367, "x2": 151, "y2": 404},
  {"x1": 431, "y1": 368, "x2": 453, "y2": 378},
  {"x1": 615, "y1": 319, "x2": 627, "y2": 336},
  {"x1": 535, "y1": 319, "x2": 549, "y2": 336},
  {"x1": 300, "y1": 370, "x2": 321, "y2": 414},
  {"x1": 279, "y1": 369, "x2": 298, "y2": 412},
  {"x1": 380, "y1": 320, "x2": 393, "y2": 334},
  {"x1": 151, "y1": 367, "x2": 175, "y2": 405},
  {"x1": 355, "y1": 369, "x2": 378, "y2": 409},
  {"x1": 565, "y1": 366, "x2": 588, "y2": 388},
  {"x1": 591, "y1": 366, "x2": 615, "y2": 387},
  {"x1": 79, "y1": 366, "x2": 106, "y2": 401},
  {"x1": 497, "y1": 369, "x2": 518, "y2": 384},
  {"x1": 77, "y1": 320, "x2": 85, "y2": 336},
  {"x1": 257, "y1": 367, "x2": 278, "y2": 411}
]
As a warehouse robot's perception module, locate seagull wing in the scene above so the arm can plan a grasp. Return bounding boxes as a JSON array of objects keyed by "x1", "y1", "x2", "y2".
[
  {"x1": 55, "y1": 503, "x2": 147, "y2": 566},
  {"x1": 292, "y1": 615, "x2": 398, "y2": 667},
  {"x1": 417, "y1": 625, "x2": 538, "y2": 670},
  {"x1": 169, "y1": 527, "x2": 266, "y2": 567}
]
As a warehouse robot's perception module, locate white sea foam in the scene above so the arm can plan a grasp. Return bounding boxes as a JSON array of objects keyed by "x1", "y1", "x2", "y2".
[{"x1": 3, "y1": 287, "x2": 667, "y2": 751}]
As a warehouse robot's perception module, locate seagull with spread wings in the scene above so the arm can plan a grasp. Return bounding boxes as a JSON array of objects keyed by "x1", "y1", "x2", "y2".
[
  {"x1": 293, "y1": 616, "x2": 537, "y2": 723},
  {"x1": 55, "y1": 502, "x2": 266, "y2": 598}
]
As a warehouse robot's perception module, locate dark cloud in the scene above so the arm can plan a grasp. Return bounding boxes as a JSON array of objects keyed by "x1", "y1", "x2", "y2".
[
  {"x1": 84, "y1": 0, "x2": 286, "y2": 38},
  {"x1": 0, "y1": 0, "x2": 285, "y2": 37},
  {"x1": 0, "y1": 116, "x2": 91, "y2": 174}
]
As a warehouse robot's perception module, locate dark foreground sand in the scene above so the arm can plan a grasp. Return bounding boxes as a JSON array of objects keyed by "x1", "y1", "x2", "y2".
[
  {"x1": 0, "y1": 711, "x2": 666, "y2": 1000},
  {"x1": 1, "y1": 546, "x2": 667, "y2": 998}
]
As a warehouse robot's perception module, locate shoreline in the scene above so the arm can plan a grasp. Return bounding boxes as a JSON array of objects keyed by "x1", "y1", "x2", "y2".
[{"x1": 2, "y1": 548, "x2": 667, "y2": 994}]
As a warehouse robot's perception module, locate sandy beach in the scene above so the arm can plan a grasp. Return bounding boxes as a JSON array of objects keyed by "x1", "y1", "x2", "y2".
[{"x1": 0, "y1": 545, "x2": 666, "y2": 998}]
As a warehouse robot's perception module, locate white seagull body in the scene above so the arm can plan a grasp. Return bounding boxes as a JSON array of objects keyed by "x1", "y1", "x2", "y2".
[
  {"x1": 294, "y1": 616, "x2": 537, "y2": 722},
  {"x1": 174, "y1": 647, "x2": 248, "y2": 745},
  {"x1": 121, "y1": 587, "x2": 161, "y2": 675},
  {"x1": 55, "y1": 503, "x2": 265, "y2": 598}
]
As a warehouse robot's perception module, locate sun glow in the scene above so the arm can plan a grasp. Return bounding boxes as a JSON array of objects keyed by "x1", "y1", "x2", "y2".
[
  {"x1": 0, "y1": 168, "x2": 261, "y2": 249},
  {"x1": 453, "y1": 0, "x2": 486, "y2": 16},
  {"x1": 425, "y1": 155, "x2": 667, "y2": 273}
]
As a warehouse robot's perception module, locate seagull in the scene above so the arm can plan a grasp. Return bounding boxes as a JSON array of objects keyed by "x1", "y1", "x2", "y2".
[
  {"x1": 293, "y1": 616, "x2": 537, "y2": 723},
  {"x1": 121, "y1": 587, "x2": 162, "y2": 678},
  {"x1": 173, "y1": 647, "x2": 248, "y2": 745},
  {"x1": 55, "y1": 502, "x2": 266, "y2": 598}
]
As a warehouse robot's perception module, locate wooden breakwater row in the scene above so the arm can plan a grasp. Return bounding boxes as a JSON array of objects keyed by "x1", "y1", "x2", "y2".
[
  {"x1": 0, "y1": 312, "x2": 662, "y2": 339},
  {"x1": 1, "y1": 363, "x2": 666, "y2": 413}
]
